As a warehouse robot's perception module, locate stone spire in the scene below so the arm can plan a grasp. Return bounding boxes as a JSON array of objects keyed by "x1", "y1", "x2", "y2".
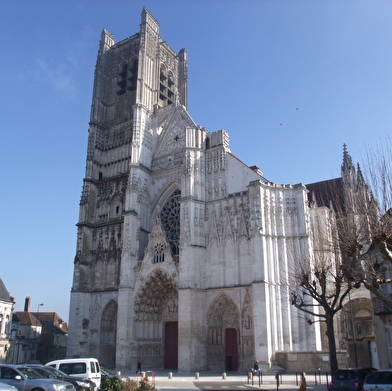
[
  {"x1": 357, "y1": 163, "x2": 365, "y2": 185},
  {"x1": 341, "y1": 143, "x2": 354, "y2": 172}
]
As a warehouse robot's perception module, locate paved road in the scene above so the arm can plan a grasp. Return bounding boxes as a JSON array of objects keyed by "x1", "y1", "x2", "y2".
[{"x1": 118, "y1": 370, "x2": 329, "y2": 391}]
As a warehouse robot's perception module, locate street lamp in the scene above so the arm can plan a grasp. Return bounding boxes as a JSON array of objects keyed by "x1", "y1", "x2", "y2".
[{"x1": 34, "y1": 303, "x2": 44, "y2": 360}]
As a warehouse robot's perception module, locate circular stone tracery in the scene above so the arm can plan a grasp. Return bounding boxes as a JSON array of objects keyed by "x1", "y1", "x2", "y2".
[{"x1": 160, "y1": 190, "x2": 180, "y2": 255}]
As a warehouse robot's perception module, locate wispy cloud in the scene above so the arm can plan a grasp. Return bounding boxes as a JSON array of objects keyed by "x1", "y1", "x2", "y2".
[{"x1": 32, "y1": 58, "x2": 77, "y2": 96}]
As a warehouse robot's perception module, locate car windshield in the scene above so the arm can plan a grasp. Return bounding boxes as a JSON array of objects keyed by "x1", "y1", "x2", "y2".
[
  {"x1": 366, "y1": 372, "x2": 392, "y2": 384},
  {"x1": 16, "y1": 367, "x2": 42, "y2": 379},
  {"x1": 43, "y1": 367, "x2": 68, "y2": 377},
  {"x1": 334, "y1": 370, "x2": 357, "y2": 380},
  {"x1": 29, "y1": 368, "x2": 53, "y2": 378}
]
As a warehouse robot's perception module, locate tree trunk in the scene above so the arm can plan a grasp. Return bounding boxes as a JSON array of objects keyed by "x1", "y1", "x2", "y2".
[{"x1": 325, "y1": 312, "x2": 338, "y2": 374}]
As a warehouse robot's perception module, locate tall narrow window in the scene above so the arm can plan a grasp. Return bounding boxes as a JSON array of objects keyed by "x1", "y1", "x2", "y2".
[
  {"x1": 117, "y1": 62, "x2": 128, "y2": 95},
  {"x1": 159, "y1": 65, "x2": 175, "y2": 107},
  {"x1": 127, "y1": 59, "x2": 138, "y2": 91}
]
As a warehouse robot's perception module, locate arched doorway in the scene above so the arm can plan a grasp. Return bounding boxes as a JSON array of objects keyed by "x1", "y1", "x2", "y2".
[
  {"x1": 134, "y1": 269, "x2": 178, "y2": 369},
  {"x1": 99, "y1": 300, "x2": 118, "y2": 368},
  {"x1": 207, "y1": 294, "x2": 240, "y2": 370}
]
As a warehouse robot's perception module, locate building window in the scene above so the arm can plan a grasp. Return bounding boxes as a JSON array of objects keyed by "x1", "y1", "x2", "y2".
[
  {"x1": 117, "y1": 61, "x2": 128, "y2": 95},
  {"x1": 160, "y1": 190, "x2": 180, "y2": 255},
  {"x1": 386, "y1": 326, "x2": 392, "y2": 366},
  {"x1": 159, "y1": 65, "x2": 175, "y2": 106},
  {"x1": 153, "y1": 242, "x2": 165, "y2": 263},
  {"x1": 5, "y1": 315, "x2": 9, "y2": 337},
  {"x1": 127, "y1": 59, "x2": 138, "y2": 91}
]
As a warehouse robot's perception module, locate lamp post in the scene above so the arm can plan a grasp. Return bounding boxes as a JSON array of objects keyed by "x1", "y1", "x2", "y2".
[{"x1": 34, "y1": 303, "x2": 44, "y2": 360}]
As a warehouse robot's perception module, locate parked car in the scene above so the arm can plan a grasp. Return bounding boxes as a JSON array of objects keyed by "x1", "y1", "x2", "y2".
[
  {"x1": 363, "y1": 370, "x2": 392, "y2": 391},
  {"x1": 329, "y1": 368, "x2": 377, "y2": 391},
  {"x1": 0, "y1": 383, "x2": 17, "y2": 391},
  {"x1": 26, "y1": 365, "x2": 96, "y2": 391},
  {"x1": 0, "y1": 364, "x2": 75, "y2": 391},
  {"x1": 46, "y1": 358, "x2": 101, "y2": 388}
]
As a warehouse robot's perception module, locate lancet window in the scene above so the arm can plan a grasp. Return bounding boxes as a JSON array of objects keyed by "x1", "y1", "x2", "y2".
[
  {"x1": 116, "y1": 58, "x2": 138, "y2": 95},
  {"x1": 159, "y1": 65, "x2": 175, "y2": 106},
  {"x1": 117, "y1": 61, "x2": 128, "y2": 95}
]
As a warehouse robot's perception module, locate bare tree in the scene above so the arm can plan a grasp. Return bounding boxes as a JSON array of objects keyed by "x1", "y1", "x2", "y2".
[
  {"x1": 339, "y1": 140, "x2": 392, "y2": 306},
  {"x1": 290, "y1": 143, "x2": 392, "y2": 373},
  {"x1": 291, "y1": 207, "x2": 356, "y2": 374}
]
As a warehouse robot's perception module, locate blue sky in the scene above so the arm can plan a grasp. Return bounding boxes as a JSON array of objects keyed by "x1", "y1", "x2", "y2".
[{"x1": 1, "y1": 0, "x2": 391, "y2": 322}]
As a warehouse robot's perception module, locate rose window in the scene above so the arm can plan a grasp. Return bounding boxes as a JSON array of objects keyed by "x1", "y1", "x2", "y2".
[{"x1": 160, "y1": 190, "x2": 180, "y2": 255}]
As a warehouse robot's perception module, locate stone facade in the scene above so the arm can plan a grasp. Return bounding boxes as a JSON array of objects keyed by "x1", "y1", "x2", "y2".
[{"x1": 67, "y1": 8, "x2": 376, "y2": 372}]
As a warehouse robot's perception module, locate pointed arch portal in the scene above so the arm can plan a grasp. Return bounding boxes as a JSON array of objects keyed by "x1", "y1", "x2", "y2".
[
  {"x1": 99, "y1": 300, "x2": 118, "y2": 368},
  {"x1": 134, "y1": 269, "x2": 178, "y2": 369},
  {"x1": 207, "y1": 294, "x2": 240, "y2": 370}
]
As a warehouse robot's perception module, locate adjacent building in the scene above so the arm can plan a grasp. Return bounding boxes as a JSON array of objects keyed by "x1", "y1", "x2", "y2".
[
  {"x1": 10, "y1": 297, "x2": 68, "y2": 364},
  {"x1": 0, "y1": 277, "x2": 14, "y2": 363}
]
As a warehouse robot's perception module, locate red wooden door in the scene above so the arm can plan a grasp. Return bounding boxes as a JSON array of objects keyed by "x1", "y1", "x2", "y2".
[
  {"x1": 164, "y1": 322, "x2": 178, "y2": 369},
  {"x1": 225, "y1": 328, "x2": 238, "y2": 371}
]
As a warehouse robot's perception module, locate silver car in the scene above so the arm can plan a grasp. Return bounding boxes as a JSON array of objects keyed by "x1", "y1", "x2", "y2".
[
  {"x1": 363, "y1": 370, "x2": 392, "y2": 391},
  {"x1": 0, "y1": 365, "x2": 75, "y2": 391},
  {"x1": 0, "y1": 383, "x2": 17, "y2": 391}
]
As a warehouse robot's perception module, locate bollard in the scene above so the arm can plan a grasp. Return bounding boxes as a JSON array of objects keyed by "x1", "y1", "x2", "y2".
[
  {"x1": 168, "y1": 372, "x2": 172, "y2": 379},
  {"x1": 116, "y1": 371, "x2": 121, "y2": 377},
  {"x1": 247, "y1": 371, "x2": 253, "y2": 385},
  {"x1": 195, "y1": 372, "x2": 199, "y2": 380},
  {"x1": 299, "y1": 372, "x2": 307, "y2": 391},
  {"x1": 222, "y1": 372, "x2": 226, "y2": 380}
]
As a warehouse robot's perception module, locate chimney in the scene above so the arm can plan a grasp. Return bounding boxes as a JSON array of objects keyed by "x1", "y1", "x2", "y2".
[{"x1": 24, "y1": 296, "x2": 31, "y2": 312}]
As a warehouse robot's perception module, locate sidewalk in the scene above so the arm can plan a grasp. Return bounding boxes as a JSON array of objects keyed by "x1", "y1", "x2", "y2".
[{"x1": 117, "y1": 370, "x2": 329, "y2": 391}]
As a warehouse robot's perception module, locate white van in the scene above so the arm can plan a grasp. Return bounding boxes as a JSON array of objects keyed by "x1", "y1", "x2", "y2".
[{"x1": 46, "y1": 358, "x2": 101, "y2": 388}]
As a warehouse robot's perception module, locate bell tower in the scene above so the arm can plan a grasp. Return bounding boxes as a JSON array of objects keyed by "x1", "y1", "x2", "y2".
[{"x1": 67, "y1": 7, "x2": 188, "y2": 367}]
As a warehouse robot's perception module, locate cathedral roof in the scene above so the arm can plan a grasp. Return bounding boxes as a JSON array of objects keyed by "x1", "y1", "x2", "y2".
[{"x1": 306, "y1": 177, "x2": 345, "y2": 213}]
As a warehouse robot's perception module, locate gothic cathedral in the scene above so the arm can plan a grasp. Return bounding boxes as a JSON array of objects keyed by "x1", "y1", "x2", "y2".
[{"x1": 68, "y1": 8, "x2": 341, "y2": 371}]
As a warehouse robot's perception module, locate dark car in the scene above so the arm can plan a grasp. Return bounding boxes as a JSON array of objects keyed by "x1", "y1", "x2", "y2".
[
  {"x1": 26, "y1": 365, "x2": 96, "y2": 391},
  {"x1": 329, "y1": 368, "x2": 377, "y2": 391}
]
